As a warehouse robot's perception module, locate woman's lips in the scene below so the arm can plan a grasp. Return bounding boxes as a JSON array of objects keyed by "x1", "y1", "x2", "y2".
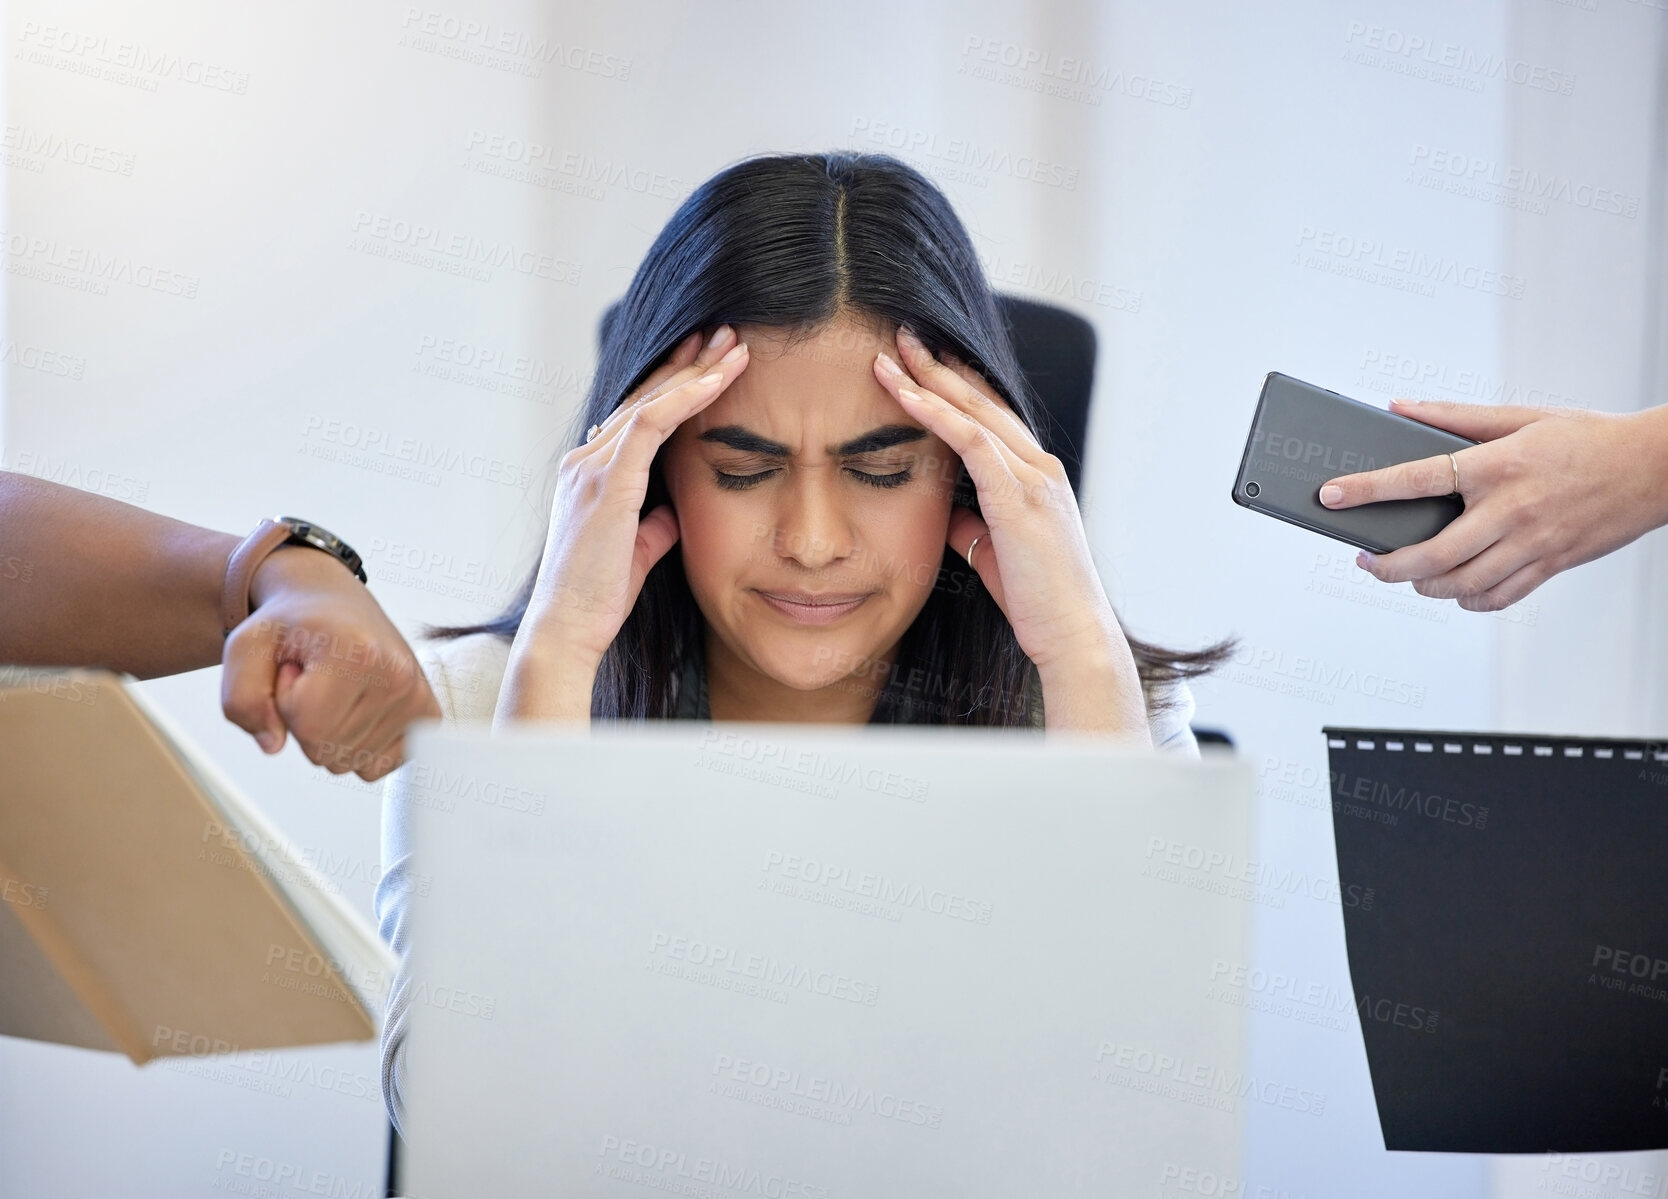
[{"x1": 754, "y1": 590, "x2": 872, "y2": 626}]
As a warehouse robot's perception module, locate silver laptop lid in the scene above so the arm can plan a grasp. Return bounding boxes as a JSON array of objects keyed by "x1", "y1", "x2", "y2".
[{"x1": 401, "y1": 723, "x2": 1255, "y2": 1197}]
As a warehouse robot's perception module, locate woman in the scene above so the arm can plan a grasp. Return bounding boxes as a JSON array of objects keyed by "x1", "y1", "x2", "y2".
[{"x1": 375, "y1": 151, "x2": 1230, "y2": 1132}]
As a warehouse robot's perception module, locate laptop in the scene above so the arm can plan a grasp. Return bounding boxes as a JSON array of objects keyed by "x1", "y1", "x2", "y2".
[{"x1": 398, "y1": 723, "x2": 1256, "y2": 1197}]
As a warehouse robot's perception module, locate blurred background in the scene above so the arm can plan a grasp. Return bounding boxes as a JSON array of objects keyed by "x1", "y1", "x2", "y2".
[{"x1": 3, "y1": 0, "x2": 1665, "y2": 1194}]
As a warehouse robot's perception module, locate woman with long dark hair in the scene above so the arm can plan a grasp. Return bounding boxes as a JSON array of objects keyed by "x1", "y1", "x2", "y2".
[{"x1": 374, "y1": 151, "x2": 1230, "y2": 1131}]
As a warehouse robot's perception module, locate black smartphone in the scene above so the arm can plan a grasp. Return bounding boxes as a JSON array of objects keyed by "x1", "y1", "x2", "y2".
[{"x1": 1231, "y1": 372, "x2": 1475, "y2": 554}]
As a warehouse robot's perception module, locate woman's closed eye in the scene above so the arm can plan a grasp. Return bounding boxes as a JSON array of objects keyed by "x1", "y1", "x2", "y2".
[{"x1": 711, "y1": 464, "x2": 915, "y2": 490}]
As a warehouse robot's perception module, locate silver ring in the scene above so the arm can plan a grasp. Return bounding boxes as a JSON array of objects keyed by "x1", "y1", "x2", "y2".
[
  {"x1": 965, "y1": 533, "x2": 985, "y2": 570},
  {"x1": 586, "y1": 423, "x2": 602, "y2": 443},
  {"x1": 1448, "y1": 451, "x2": 1461, "y2": 496}
]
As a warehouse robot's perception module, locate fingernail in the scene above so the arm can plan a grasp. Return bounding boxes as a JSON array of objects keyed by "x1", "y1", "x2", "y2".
[
  {"x1": 696, "y1": 370, "x2": 722, "y2": 385},
  {"x1": 875, "y1": 352, "x2": 903, "y2": 375},
  {"x1": 256, "y1": 730, "x2": 280, "y2": 753},
  {"x1": 896, "y1": 327, "x2": 920, "y2": 348},
  {"x1": 706, "y1": 325, "x2": 732, "y2": 350},
  {"x1": 720, "y1": 342, "x2": 747, "y2": 364},
  {"x1": 1356, "y1": 551, "x2": 1375, "y2": 571},
  {"x1": 1319, "y1": 484, "x2": 1343, "y2": 506}
]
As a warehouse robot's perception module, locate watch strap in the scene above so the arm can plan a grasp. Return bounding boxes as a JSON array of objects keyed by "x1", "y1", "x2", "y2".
[{"x1": 220, "y1": 518, "x2": 294, "y2": 636}]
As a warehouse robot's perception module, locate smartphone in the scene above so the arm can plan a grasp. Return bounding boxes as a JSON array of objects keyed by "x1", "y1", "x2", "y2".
[{"x1": 1231, "y1": 372, "x2": 1475, "y2": 554}]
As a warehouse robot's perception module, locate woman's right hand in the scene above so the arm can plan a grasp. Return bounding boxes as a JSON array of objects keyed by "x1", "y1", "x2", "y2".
[
  {"x1": 1318, "y1": 398, "x2": 1668, "y2": 610},
  {"x1": 494, "y1": 324, "x2": 750, "y2": 724}
]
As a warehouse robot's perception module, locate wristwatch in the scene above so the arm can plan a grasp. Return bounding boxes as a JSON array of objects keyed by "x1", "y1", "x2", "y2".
[{"x1": 220, "y1": 515, "x2": 369, "y2": 636}]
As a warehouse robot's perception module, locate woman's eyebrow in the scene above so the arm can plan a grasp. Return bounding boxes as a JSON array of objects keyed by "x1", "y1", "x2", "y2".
[{"x1": 696, "y1": 424, "x2": 927, "y2": 457}]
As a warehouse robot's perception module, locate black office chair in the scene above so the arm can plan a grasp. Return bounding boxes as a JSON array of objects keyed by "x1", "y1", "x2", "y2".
[{"x1": 994, "y1": 294, "x2": 1096, "y2": 497}]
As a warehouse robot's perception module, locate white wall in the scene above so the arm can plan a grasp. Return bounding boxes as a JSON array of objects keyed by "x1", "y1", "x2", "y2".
[
  {"x1": 1091, "y1": 4, "x2": 1499, "y2": 1194},
  {"x1": 1489, "y1": 2, "x2": 1668, "y2": 1196},
  {"x1": 1, "y1": 1, "x2": 1661, "y2": 1195},
  {"x1": 1644, "y1": 21, "x2": 1668, "y2": 743}
]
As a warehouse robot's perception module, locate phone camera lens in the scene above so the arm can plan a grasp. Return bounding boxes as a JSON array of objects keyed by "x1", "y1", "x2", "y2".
[{"x1": 1244, "y1": 481, "x2": 1261, "y2": 498}]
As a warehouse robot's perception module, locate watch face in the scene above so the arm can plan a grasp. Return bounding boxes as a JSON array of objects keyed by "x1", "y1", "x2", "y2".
[{"x1": 276, "y1": 516, "x2": 368, "y2": 583}]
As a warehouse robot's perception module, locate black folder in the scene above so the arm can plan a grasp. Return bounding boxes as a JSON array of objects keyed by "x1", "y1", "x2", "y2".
[{"x1": 1324, "y1": 727, "x2": 1668, "y2": 1153}]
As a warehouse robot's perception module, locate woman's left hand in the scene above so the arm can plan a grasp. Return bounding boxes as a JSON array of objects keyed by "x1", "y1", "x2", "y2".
[{"x1": 872, "y1": 327, "x2": 1150, "y2": 740}]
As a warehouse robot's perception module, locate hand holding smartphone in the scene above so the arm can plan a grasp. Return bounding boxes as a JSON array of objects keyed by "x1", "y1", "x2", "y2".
[{"x1": 1231, "y1": 373, "x2": 1476, "y2": 554}]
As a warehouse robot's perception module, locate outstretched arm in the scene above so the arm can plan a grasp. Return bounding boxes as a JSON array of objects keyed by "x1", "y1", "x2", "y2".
[
  {"x1": 0, "y1": 471, "x2": 439, "y2": 780},
  {"x1": 1, "y1": 470, "x2": 235, "y2": 676}
]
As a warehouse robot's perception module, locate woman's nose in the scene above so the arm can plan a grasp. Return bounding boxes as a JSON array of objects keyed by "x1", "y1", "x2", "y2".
[{"x1": 771, "y1": 471, "x2": 854, "y2": 569}]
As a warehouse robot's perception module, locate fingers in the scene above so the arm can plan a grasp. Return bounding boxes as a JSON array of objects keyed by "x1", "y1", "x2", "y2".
[
  {"x1": 882, "y1": 371, "x2": 1030, "y2": 509},
  {"x1": 275, "y1": 665, "x2": 371, "y2": 770},
  {"x1": 277, "y1": 653, "x2": 439, "y2": 780},
  {"x1": 1357, "y1": 514, "x2": 1498, "y2": 585},
  {"x1": 321, "y1": 719, "x2": 405, "y2": 782},
  {"x1": 1389, "y1": 397, "x2": 1544, "y2": 442},
  {"x1": 336, "y1": 684, "x2": 434, "y2": 782},
  {"x1": 274, "y1": 659, "x2": 303, "y2": 706},
  {"x1": 570, "y1": 332, "x2": 703, "y2": 457},
  {"x1": 1458, "y1": 559, "x2": 1552, "y2": 612},
  {"x1": 602, "y1": 342, "x2": 750, "y2": 477},
  {"x1": 1319, "y1": 451, "x2": 1463, "y2": 509},
  {"x1": 350, "y1": 668, "x2": 441, "y2": 782},
  {"x1": 636, "y1": 326, "x2": 732, "y2": 406},
  {"x1": 628, "y1": 504, "x2": 681, "y2": 599},
  {"x1": 878, "y1": 328, "x2": 1080, "y2": 523},
  {"x1": 227, "y1": 618, "x2": 383, "y2": 776},
  {"x1": 891, "y1": 327, "x2": 1049, "y2": 463},
  {"x1": 577, "y1": 327, "x2": 741, "y2": 457},
  {"x1": 871, "y1": 342, "x2": 1038, "y2": 506},
  {"x1": 623, "y1": 330, "x2": 704, "y2": 410},
  {"x1": 948, "y1": 507, "x2": 1005, "y2": 612},
  {"x1": 221, "y1": 622, "x2": 289, "y2": 754},
  {"x1": 667, "y1": 328, "x2": 704, "y2": 371},
  {"x1": 1407, "y1": 537, "x2": 1536, "y2": 601}
]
